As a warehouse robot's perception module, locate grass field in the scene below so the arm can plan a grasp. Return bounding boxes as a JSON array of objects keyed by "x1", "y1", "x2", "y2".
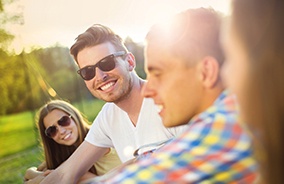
[
  {"x1": 0, "y1": 99, "x2": 105, "y2": 183},
  {"x1": 0, "y1": 111, "x2": 38, "y2": 158}
]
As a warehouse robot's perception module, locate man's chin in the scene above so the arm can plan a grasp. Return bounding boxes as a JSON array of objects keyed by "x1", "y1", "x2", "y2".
[
  {"x1": 163, "y1": 119, "x2": 188, "y2": 128},
  {"x1": 162, "y1": 119, "x2": 175, "y2": 128}
]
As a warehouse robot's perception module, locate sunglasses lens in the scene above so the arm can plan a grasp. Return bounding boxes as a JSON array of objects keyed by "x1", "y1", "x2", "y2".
[
  {"x1": 80, "y1": 66, "x2": 96, "y2": 81},
  {"x1": 58, "y1": 115, "x2": 71, "y2": 126},
  {"x1": 45, "y1": 116, "x2": 71, "y2": 138},
  {"x1": 78, "y1": 54, "x2": 118, "y2": 81},
  {"x1": 45, "y1": 126, "x2": 57, "y2": 138},
  {"x1": 99, "y1": 57, "x2": 116, "y2": 72}
]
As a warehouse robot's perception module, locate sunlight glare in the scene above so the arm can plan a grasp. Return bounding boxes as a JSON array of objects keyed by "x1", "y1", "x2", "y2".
[{"x1": 6, "y1": 0, "x2": 231, "y2": 52}]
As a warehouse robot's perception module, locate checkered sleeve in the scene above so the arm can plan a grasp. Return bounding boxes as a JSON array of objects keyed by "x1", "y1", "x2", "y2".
[{"x1": 101, "y1": 93, "x2": 257, "y2": 183}]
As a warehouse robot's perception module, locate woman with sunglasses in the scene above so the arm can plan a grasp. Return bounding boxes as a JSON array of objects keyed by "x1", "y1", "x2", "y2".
[
  {"x1": 24, "y1": 100, "x2": 121, "y2": 183},
  {"x1": 222, "y1": 0, "x2": 284, "y2": 183}
]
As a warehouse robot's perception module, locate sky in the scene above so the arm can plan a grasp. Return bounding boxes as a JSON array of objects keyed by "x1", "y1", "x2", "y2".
[{"x1": 6, "y1": 0, "x2": 231, "y2": 53}]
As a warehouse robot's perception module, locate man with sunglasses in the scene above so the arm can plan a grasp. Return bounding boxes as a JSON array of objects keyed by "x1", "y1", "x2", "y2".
[{"x1": 41, "y1": 24, "x2": 186, "y2": 183}]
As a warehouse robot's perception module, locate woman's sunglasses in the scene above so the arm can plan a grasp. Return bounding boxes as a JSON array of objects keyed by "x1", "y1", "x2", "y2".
[
  {"x1": 77, "y1": 51, "x2": 126, "y2": 81},
  {"x1": 45, "y1": 115, "x2": 72, "y2": 138}
]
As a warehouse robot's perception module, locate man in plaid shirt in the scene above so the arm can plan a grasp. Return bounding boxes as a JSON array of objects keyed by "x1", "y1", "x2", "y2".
[{"x1": 92, "y1": 8, "x2": 258, "y2": 184}]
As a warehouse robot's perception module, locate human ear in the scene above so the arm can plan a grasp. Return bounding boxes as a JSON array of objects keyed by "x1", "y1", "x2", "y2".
[
  {"x1": 126, "y1": 53, "x2": 136, "y2": 71},
  {"x1": 200, "y1": 56, "x2": 220, "y2": 88}
]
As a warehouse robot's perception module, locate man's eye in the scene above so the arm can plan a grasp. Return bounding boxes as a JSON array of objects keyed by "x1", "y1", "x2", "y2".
[{"x1": 152, "y1": 72, "x2": 162, "y2": 77}]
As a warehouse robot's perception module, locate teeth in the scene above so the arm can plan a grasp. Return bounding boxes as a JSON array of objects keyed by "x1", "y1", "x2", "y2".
[
  {"x1": 64, "y1": 133, "x2": 71, "y2": 140},
  {"x1": 156, "y1": 105, "x2": 163, "y2": 113},
  {"x1": 100, "y1": 82, "x2": 115, "y2": 91}
]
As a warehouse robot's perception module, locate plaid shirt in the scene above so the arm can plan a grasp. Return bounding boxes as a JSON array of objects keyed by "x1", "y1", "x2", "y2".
[{"x1": 100, "y1": 91, "x2": 257, "y2": 183}]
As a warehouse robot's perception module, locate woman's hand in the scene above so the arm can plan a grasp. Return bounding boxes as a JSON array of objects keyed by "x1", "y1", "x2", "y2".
[
  {"x1": 24, "y1": 174, "x2": 45, "y2": 184},
  {"x1": 24, "y1": 167, "x2": 53, "y2": 184},
  {"x1": 24, "y1": 167, "x2": 41, "y2": 181}
]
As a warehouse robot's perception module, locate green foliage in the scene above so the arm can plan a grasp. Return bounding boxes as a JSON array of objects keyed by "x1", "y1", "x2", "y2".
[
  {"x1": 0, "y1": 46, "x2": 93, "y2": 115},
  {"x1": 74, "y1": 99, "x2": 105, "y2": 122},
  {"x1": 0, "y1": 28, "x2": 14, "y2": 46},
  {"x1": 29, "y1": 46, "x2": 91, "y2": 101},
  {"x1": 0, "y1": 0, "x2": 3, "y2": 12},
  {"x1": 0, "y1": 0, "x2": 146, "y2": 116},
  {"x1": 0, "y1": 40, "x2": 145, "y2": 116},
  {"x1": 0, "y1": 0, "x2": 23, "y2": 50},
  {"x1": 0, "y1": 50, "x2": 46, "y2": 114},
  {"x1": 0, "y1": 51, "x2": 30, "y2": 114}
]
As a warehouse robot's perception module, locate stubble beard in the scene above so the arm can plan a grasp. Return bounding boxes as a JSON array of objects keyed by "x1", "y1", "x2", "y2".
[
  {"x1": 112, "y1": 76, "x2": 133, "y2": 104},
  {"x1": 95, "y1": 75, "x2": 133, "y2": 103}
]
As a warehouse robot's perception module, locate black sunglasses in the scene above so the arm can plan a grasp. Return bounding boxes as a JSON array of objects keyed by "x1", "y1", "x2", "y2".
[
  {"x1": 77, "y1": 51, "x2": 126, "y2": 81},
  {"x1": 45, "y1": 115, "x2": 72, "y2": 138}
]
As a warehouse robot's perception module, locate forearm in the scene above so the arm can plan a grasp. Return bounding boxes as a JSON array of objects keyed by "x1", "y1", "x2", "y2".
[
  {"x1": 24, "y1": 167, "x2": 52, "y2": 184},
  {"x1": 78, "y1": 172, "x2": 97, "y2": 184},
  {"x1": 40, "y1": 141, "x2": 108, "y2": 184},
  {"x1": 40, "y1": 158, "x2": 80, "y2": 183}
]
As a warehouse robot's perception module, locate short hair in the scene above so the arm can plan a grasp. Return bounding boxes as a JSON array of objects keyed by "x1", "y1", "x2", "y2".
[
  {"x1": 146, "y1": 8, "x2": 224, "y2": 66},
  {"x1": 70, "y1": 24, "x2": 129, "y2": 63}
]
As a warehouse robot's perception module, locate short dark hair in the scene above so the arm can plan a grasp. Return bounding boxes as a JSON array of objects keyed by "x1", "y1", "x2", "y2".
[{"x1": 70, "y1": 24, "x2": 128, "y2": 63}]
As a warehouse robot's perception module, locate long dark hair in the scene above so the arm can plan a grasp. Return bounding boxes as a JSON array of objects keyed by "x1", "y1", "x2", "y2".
[
  {"x1": 36, "y1": 100, "x2": 96, "y2": 174},
  {"x1": 231, "y1": 0, "x2": 284, "y2": 183}
]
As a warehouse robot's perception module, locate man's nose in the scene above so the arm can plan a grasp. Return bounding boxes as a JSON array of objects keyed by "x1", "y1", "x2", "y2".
[
  {"x1": 95, "y1": 67, "x2": 108, "y2": 81},
  {"x1": 141, "y1": 81, "x2": 156, "y2": 98}
]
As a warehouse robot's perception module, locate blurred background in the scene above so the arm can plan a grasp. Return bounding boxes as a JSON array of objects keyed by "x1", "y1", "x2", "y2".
[{"x1": 0, "y1": 0, "x2": 230, "y2": 183}]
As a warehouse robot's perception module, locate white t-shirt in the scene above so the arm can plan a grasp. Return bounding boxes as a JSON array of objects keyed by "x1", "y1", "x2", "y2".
[{"x1": 85, "y1": 98, "x2": 187, "y2": 162}]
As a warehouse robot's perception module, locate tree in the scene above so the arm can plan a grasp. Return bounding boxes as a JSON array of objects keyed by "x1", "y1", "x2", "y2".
[{"x1": 0, "y1": 0, "x2": 23, "y2": 51}]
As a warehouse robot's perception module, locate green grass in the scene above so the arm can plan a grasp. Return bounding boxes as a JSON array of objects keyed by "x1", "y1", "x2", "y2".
[
  {"x1": 0, "y1": 146, "x2": 42, "y2": 184},
  {"x1": 0, "y1": 99, "x2": 105, "y2": 184},
  {"x1": 0, "y1": 111, "x2": 38, "y2": 158}
]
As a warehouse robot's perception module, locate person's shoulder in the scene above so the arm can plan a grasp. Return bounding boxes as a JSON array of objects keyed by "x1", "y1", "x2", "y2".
[
  {"x1": 98, "y1": 102, "x2": 124, "y2": 118},
  {"x1": 191, "y1": 92, "x2": 239, "y2": 127},
  {"x1": 101, "y1": 102, "x2": 116, "y2": 111},
  {"x1": 94, "y1": 103, "x2": 116, "y2": 120},
  {"x1": 207, "y1": 91, "x2": 238, "y2": 116},
  {"x1": 199, "y1": 93, "x2": 244, "y2": 133}
]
